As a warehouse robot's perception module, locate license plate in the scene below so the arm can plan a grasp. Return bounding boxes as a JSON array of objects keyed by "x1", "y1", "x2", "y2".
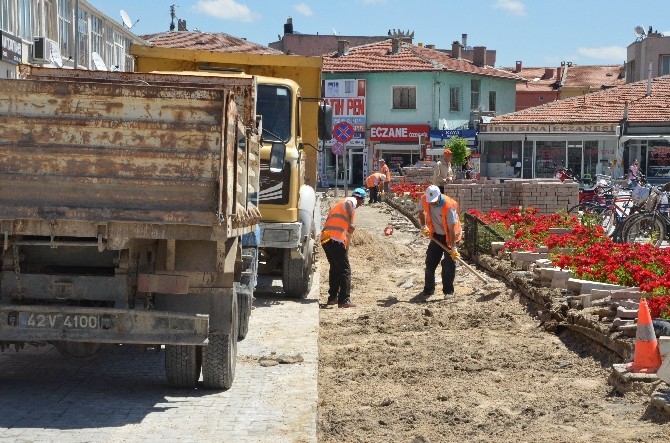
[{"x1": 18, "y1": 312, "x2": 101, "y2": 330}]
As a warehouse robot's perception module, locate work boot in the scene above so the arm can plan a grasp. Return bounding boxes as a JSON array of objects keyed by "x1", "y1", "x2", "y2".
[
  {"x1": 338, "y1": 299, "x2": 356, "y2": 308},
  {"x1": 326, "y1": 296, "x2": 338, "y2": 306}
]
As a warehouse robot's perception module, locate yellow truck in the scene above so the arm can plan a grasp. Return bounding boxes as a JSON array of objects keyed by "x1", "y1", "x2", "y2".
[
  {"x1": 132, "y1": 46, "x2": 329, "y2": 300},
  {"x1": 0, "y1": 66, "x2": 282, "y2": 389}
]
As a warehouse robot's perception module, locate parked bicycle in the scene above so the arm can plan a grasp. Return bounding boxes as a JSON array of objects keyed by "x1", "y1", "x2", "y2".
[{"x1": 619, "y1": 185, "x2": 670, "y2": 246}]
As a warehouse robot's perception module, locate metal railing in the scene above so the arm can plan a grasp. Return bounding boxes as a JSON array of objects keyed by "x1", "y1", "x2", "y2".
[{"x1": 463, "y1": 212, "x2": 505, "y2": 257}]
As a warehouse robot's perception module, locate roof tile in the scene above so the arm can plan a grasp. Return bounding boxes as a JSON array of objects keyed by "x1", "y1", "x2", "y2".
[
  {"x1": 323, "y1": 39, "x2": 520, "y2": 81},
  {"x1": 141, "y1": 31, "x2": 282, "y2": 55}
]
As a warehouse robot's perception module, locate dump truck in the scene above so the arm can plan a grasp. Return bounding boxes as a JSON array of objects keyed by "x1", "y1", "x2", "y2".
[
  {"x1": 0, "y1": 65, "x2": 281, "y2": 389},
  {"x1": 131, "y1": 46, "x2": 329, "y2": 299}
]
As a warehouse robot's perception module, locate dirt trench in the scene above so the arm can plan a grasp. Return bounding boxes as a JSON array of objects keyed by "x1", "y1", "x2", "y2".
[{"x1": 316, "y1": 196, "x2": 670, "y2": 443}]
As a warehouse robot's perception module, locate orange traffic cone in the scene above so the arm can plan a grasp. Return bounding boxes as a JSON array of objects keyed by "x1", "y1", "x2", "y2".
[{"x1": 626, "y1": 298, "x2": 662, "y2": 373}]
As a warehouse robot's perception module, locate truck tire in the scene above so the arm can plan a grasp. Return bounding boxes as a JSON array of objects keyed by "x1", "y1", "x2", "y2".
[
  {"x1": 165, "y1": 345, "x2": 202, "y2": 389},
  {"x1": 202, "y1": 295, "x2": 238, "y2": 390},
  {"x1": 237, "y1": 292, "x2": 252, "y2": 341},
  {"x1": 282, "y1": 241, "x2": 314, "y2": 299}
]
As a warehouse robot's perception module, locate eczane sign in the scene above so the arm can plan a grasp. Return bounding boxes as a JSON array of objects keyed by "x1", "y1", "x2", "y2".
[{"x1": 370, "y1": 124, "x2": 430, "y2": 142}]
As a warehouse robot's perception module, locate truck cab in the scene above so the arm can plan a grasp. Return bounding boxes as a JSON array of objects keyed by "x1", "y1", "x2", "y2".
[{"x1": 255, "y1": 77, "x2": 318, "y2": 298}]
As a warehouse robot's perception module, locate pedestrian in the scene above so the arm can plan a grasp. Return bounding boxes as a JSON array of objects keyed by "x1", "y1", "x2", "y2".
[
  {"x1": 365, "y1": 172, "x2": 386, "y2": 204},
  {"x1": 464, "y1": 158, "x2": 474, "y2": 179},
  {"x1": 320, "y1": 188, "x2": 367, "y2": 308},
  {"x1": 379, "y1": 159, "x2": 391, "y2": 198},
  {"x1": 432, "y1": 149, "x2": 454, "y2": 193},
  {"x1": 418, "y1": 185, "x2": 462, "y2": 298},
  {"x1": 628, "y1": 159, "x2": 641, "y2": 188}
]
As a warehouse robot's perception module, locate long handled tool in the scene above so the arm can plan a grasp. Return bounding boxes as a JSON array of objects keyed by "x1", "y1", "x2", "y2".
[{"x1": 428, "y1": 236, "x2": 488, "y2": 284}]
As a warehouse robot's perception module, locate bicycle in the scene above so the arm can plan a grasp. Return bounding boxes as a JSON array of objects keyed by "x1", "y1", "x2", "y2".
[{"x1": 619, "y1": 187, "x2": 670, "y2": 246}]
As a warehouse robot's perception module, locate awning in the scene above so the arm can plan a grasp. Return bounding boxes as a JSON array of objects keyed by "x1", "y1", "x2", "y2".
[
  {"x1": 374, "y1": 143, "x2": 422, "y2": 152},
  {"x1": 620, "y1": 135, "x2": 670, "y2": 142}
]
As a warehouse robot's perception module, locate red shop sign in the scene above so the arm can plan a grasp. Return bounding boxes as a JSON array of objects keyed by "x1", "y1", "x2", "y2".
[{"x1": 370, "y1": 124, "x2": 430, "y2": 142}]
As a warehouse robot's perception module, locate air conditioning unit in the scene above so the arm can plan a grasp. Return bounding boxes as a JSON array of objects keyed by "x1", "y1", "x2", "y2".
[{"x1": 32, "y1": 36, "x2": 57, "y2": 63}]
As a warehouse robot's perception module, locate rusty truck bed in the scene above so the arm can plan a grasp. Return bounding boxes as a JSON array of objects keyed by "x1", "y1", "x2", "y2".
[{"x1": 0, "y1": 68, "x2": 260, "y2": 243}]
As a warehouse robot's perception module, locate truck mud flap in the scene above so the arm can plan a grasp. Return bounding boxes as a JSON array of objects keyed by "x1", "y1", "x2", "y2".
[{"x1": 0, "y1": 306, "x2": 208, "y2": 345}]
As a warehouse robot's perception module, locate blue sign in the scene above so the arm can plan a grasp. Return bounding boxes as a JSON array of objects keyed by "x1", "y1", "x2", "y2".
[{"x1": 429, "y1": 129, "x2": 477, "y2": 141}]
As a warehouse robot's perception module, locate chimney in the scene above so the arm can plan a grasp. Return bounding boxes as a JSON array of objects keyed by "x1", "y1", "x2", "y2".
[
  {"x1": 426, "y1": 44, "x2": 435, "y2": 50},
  {"x1": 451, "y1": 41, "x2": 461, "y2": 59},
  {"x1": 177, "y1": 19, "x2": 187, "y2": 31},
  {"x1": 284, "y1": 17, "x2": 293, "y2": 34},
  {"x1": 473, "y1": 46, "x2": 487, "y2": 67},
  {"x1": 391, "y1": 38, "x2": 401, "y2": 54},
  {"x1": 556, "y1": 65, "x2": 563, "y2": 82},
  {"x1": 461, "y1": 33, "x2": 468, "y2": 47},
  {"x1": 543, "y1": 68, "x2": 554, "y2": 79},
  {"x1": 337, "y1": 40, "x2": 350, "y2": 56},
  {"x1": 515, "y1": 61, "x2": 522, "y2": 72}
]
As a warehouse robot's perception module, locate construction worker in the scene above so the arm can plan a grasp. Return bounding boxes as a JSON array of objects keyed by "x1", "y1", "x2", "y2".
[
  {"x1": 320, "y1": 188, "x2": 367, "y2": 308},
  {"x1": 418, "y1": 185, "x2": 462, "y2": 298},
  {"x1": 365, "y1": 172, "x2": 386, "y2": 204},
  {"x1": 433, "y1": 148, "x2": 454, "y2": 193},
  {"x1": 379, "y1": 159, "x2": 391, "y2": 198}
]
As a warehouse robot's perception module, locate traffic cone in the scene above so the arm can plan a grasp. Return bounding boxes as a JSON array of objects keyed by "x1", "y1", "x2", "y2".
[{"x1": 625, "y1": 298, "x2": 662, "y2": 373}]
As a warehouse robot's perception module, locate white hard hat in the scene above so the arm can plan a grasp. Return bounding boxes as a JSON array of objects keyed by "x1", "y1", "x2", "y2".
[{"x1": 426, "y1": 185, "x2": 441, "y2": 203}]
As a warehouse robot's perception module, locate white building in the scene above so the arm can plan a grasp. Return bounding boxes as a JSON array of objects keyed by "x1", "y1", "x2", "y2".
[{"x1": 0, "y1": 0, "x2": 143, "y2": 79}]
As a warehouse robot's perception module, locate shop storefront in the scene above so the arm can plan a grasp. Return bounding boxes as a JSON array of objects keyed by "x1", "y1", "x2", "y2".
[
  {"x1": 478, "y1": 124, "x2": 623, "y2": 180},
  {"x1": 370, "y1": 124, "x2": 430, "y2": 174},
  {"x1": 1, "y1": 30, "x2": 22, "y2": 79}
]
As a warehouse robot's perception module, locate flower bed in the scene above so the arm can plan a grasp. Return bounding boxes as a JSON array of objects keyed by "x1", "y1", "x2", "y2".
[{"x1": 468, "y1": 207, "x2": 670, "y2": 317}]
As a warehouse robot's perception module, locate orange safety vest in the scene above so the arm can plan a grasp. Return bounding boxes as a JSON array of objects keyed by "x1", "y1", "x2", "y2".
[
  {"x1": 320, "y1": 198, "x2": 355, "y2": 248},
  {"x1": 380, "y1": 164, "x2": 391, "y2": 182},
  {"x1": 421, "y1": 194, "x2": 462, "y2": 244},
  {"x1": 365, "y1": 173, "x2": 384, "y2": 188}
]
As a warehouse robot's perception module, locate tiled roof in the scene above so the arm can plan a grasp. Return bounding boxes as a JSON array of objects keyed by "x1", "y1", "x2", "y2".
[
  {"x1": 491, "y1": 75, "x2": 670, "y2": 123},
  {"x1": 562, "y1": 65, "x2": 625, "y2": 89},
  {"x1": 504, "y1": 67, "x2": 560, "y2": 92},
  {"x1": 500, "y1": 65, "x2": 625, "y2": 92},
  {"x1": 322, "y1": 40, "x2": 521, "y2": 81},
  {"x1": 140, "y1": 31, "x2": 282, "y2": 55}
]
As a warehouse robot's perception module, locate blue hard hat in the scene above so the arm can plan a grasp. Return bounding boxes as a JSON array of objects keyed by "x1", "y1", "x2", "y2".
[{"x1": 352, "y1": 188, "x2": 367, "y2": 198}]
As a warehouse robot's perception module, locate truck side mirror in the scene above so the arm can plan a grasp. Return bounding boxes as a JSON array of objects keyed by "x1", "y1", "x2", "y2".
[
  {"x1": 269, "y1": 142, "x2": 286, "y2": 173},
  {"x1": 318, "y1": 103, "x2": 333, "y2": 140}
]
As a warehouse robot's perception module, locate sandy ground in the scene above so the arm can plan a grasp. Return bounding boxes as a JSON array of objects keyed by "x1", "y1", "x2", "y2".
[{"x1": 316, "y1": 196, "x2": 670, "y2": 443}]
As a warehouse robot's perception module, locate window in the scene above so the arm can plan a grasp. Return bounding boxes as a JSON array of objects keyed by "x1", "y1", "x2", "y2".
[
  {"x1": 660, "y1": 55, "x2": 670, "y2": 76},
  {"x1": 91, "y1": 15, "x2": 103, "y2": 57},
  {"x1": 19, "y1": 0, "x2": 33, "y2": 39},
  {"x1": 449, "y1": 86, "x2": 461, "y2": 112},
  {"x1": 488, "y1": 91, "x2": 496, "y2": 112},
  {"x1": 77, "y1": 8, "x2": 88, "y2": 67},
  {"x1": 44, "y1": 0, "x2": 57, "y2": 41},
  {"x1": 470, "y1": 79, "x2": 480, "y2": 111},
  {"x1": 58, "y1": 0, "x2": 71, "y2": 57},
  {"x1": 392, "y1": 86, "x2": 416, "y2": 109}
]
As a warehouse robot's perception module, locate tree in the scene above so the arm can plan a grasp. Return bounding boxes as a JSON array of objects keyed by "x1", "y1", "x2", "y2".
[{"x1": 444, "y1": 137, "x2": 470, "y2": 166}]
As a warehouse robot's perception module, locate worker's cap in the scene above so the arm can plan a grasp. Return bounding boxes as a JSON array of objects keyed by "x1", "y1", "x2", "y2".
[
  {"x1": 379, "y1": 158, "x2": 385, "y2": 163},
  {"x1": 380, "y1": 174, "x2": 386, "y2": 181},
  {"x1": 352, "y1": 188, "x2": 367, "y2": 198},
  {"x1": 425, "y1": 185, "x2": 441, "y2": 203},
  {"x1": 443, "y1": 149, "x2": 453, "y2": 155}
]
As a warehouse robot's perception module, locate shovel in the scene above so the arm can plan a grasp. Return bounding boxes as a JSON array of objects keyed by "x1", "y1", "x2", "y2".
[{"x1": 428, "y1": 235, "x2": 488, "y2": 284}]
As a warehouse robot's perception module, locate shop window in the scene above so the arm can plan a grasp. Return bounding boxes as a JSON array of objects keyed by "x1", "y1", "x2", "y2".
[
  {"x1": 470, "y1": 79, "x2": 480, "y2": 111},
  {"x1": 450, "y1": 86, "x2": 461, "y2": 112},
  {"x1": 392, "y1": 86, "x2": 416, "y2": 109},
  {"x1": 535, "y1": 141, "x2": 566, "y2": 178}
]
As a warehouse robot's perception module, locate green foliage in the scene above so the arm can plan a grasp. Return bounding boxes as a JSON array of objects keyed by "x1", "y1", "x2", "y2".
[{"x1": 444, "y1": 137, "x2": 470, "y2": 166}]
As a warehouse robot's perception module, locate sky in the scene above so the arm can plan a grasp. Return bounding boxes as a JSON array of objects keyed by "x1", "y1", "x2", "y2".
[{"x1": 90, "y1": 0, "x2": 670, "y2": 68}]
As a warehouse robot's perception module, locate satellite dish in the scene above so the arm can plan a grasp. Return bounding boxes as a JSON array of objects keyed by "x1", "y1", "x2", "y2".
[
  {"x1": 120, "y1": 10, "x2": 139, "y2": 29},
  {"x1": 634, "y1": 25, "x2": 646, "y2": 37},
  {"x1": 92, "y1": 52, "x2": 107, "y2": 71}
]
